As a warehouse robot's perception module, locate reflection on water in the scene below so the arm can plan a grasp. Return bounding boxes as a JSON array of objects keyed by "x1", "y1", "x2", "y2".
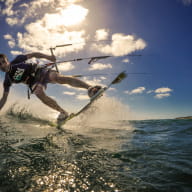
[
  {"x1": 0, "y1": 117, "x2": 132, "y2": 192},
  {"x1": 0, "y1": 115, "x2": 192, "y2": 192}
]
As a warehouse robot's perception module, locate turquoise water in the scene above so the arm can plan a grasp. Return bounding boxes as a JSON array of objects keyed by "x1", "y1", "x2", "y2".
[{"x1": 0, "y1": 110, "x2": 192, "y2": 192}]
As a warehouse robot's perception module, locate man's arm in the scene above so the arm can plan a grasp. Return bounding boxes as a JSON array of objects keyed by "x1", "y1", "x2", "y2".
[
  {"x1": 26, "y1": 52, "x2": 56, "y2": 62},
  {"x1": 0, "y1": 91, "x2": 9, "y2": 111}
]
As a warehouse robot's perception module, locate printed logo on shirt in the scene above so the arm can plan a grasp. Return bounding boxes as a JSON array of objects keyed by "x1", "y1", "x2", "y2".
[{"x1": 13, "y1": 68, "x2": 25, "y2": 81}]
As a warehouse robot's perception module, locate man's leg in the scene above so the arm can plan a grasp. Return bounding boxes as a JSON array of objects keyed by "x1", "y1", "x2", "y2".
[
  {"x1": 48, "y1": 71, "x2": 90, "y2": 89},
  {"x1": 48, "y1": 71, "x2": 102, "y2": 97},
  {"x1": 33, "y1": 84, "x2": 68, "y2": 115}
]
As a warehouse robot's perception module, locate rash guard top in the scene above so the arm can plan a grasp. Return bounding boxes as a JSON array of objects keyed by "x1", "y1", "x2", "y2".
[{"x1": 3, "y1": 55, "x2": 37, "y2": 92}]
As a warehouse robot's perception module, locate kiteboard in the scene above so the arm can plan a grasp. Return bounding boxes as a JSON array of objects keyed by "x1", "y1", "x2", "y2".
[{"x1": 55, "y1": 71, "x2": 127, "y2": 128}]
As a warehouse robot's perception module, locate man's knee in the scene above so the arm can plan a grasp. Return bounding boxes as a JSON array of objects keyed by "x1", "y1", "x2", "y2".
[
  {"x1": 48, "y1": 71, "x2": 59, "y2": 83},
  {"x1": 33, "y1": 84, "x2": 46, "y2": 98}
]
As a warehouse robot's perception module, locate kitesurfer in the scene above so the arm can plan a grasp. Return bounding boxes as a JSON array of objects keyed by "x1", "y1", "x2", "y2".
[{"x1": 0, "y1": 53, "x2": 102, "y2": 121}]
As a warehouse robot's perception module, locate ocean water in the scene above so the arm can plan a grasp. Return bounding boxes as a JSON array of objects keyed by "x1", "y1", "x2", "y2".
[{"x1": 0, "y1": 108, "x2": 192, "y2": 192}]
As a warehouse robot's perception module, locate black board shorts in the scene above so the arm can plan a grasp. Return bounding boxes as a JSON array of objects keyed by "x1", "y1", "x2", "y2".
[{"x1": 29, "y1": 68, "x2": 56, "y2": 92}]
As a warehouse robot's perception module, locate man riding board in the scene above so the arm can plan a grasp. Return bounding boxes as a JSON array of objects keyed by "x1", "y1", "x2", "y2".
[{"x1": 0, "y1": 53, "x2": 102, "y2": 122}]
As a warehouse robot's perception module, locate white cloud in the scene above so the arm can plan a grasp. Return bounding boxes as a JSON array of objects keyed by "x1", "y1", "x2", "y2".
[
  {"x1": 4, "y1": 34, "x2": 13, "y2": 40},
  {"x1": 42, "y1": 5, "x2": 88, "y2": 28},
  {"x1": 81, "y1": 76, "x2": 106, "y2": 87},
  {"x1": 92, "y1": 33, "x2": 147, "y2": 56},
  {"x1": 100, "y1": 76, "x2": 107, "y2": 80},
  {"x1": 63, "y1": 91, "x2": 76, "y2": 95},
  {"x1": 124, "y1": 86, "x2": 173, "y2": 99},
  {"x1": 0, "y1": 0, "x2": 90, "y2": 81},
  {"x1": 125, "y1": 87, "x2": 146, "y2": 95},
  {"x1": 95, "y1": 29, "x2": 109, "y2": 41},
  {"x1": 147, "y1": 90, "x2": 154, "y2": 94},
  {"x1": 155, "y1": 93, "x2": 171, "y2": 99},
  {"x1": 4, "y1": 33, "x2": 16, "y2": 48},
  {"x1": 16, "y1": 20, "x2": 86, "y2": 54},
  {"x1": 154, "y1": 87, "x2": 173, "y2": 93},
  {"x1": 76, "y1": 94, "x2": 89, "y2": 100},
  {"x1": 122, "y1": 58, "x2": 129, "y2": 63},
  {"x1": 3, "y1": 2, "x2": 88, "y2": 58},
  {"x1": 8, "y1": 40, "x2": 16, "y2": 48},
  {"x1": 89, "y1": 63, "x2": 112, "y2": 71},
  {"x1": 58, "y1": 62, "x2": 75, "y2": 72},
  {"x1": 6, "y1": 17, "x2": 19, "y2": 26},
  {"x1": 1, "y1": 0, "x2": 87, "y2": 26},
  {"x1": 61, "y1": 84, "x2": 87, "y2": 91},
  {"x1": 153, "y1": 87, "x2": 173, "y2": 99},
  {"x1": 1, "y1": 0, "x2": 18, "y2": 16},
  {"x1": 19, "y1": 3, "x2": 29, "y2": 8},
  {"x1": 10, "y1": 50, "x2": 23, "y2": 55}
]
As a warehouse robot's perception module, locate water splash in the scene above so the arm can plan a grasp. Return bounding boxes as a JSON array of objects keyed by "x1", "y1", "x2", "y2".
[
  {"x1": 66, "y1": 96, "x2": 134, "y2": 132},
  {"x1": 5, "y1": 103, "x2": 52, "y2": 125}
]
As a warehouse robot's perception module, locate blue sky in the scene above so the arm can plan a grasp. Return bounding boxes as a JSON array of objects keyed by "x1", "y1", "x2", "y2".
[{"x1": 0, "y1": 0, "x2": 192, "y2": 119}]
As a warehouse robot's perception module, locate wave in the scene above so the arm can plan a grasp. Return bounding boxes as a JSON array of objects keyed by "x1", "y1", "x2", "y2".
[{"x1": 5, "y1": 103, "x2": 53, "y2": 125}]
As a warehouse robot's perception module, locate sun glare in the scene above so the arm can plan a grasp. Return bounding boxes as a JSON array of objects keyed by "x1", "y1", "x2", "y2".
[
  {"x1": 44, "y1": 4, "x2": 89, "y2": 28},
  {"x1": 61, "y1": 4, "x2": 88, "y2": 26}
]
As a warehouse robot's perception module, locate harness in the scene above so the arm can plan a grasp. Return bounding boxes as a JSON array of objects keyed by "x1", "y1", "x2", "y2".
[
  {"x1": 6, "y1": 62, "x2": 48, "y2": 99},
  {"x1": 27, "y1": 66, "x2": 49, "y2": 99}
]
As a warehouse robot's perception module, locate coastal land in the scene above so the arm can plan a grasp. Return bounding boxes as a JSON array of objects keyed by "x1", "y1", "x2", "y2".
[{"x1": 175, "y1": 116, "x2": 192, "y2": 120}]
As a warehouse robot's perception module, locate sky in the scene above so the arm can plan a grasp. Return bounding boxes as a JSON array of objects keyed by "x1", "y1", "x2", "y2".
[{"x1": 0, "y1": 0, "x2": 192, "y2": 120}]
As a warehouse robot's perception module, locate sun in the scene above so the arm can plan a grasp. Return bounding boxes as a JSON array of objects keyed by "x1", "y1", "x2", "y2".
[
  {"x1": 60, "y1": 4, "x2": 89, "y2": 26},
  {"x1": 44, "y1": 4, "x2": 89, "y2": 28}
]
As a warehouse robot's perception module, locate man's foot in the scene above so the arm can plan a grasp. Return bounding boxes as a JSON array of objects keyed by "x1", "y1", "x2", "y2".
[
  {"x1": 88, "y1": 85, "x2": 102, "y2": 98},
  {"x1": 57, "y1": 112, "x2": 69, "y2": 123}
]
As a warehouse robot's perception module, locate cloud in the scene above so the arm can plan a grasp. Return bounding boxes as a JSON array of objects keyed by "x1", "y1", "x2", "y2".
[
  {"x1": 42, "y1": 5, "x2": 88, "y2": 28},
  {"x1": 4, "y1": 34, "x2": 13, "y2": 40},
  {"x1": 4, "y1": 33, "x2": 16, "y2": 48},
  {"x1": 6, "y1": 17, "x2": 19, "y2": 26},
  {"x1": 61, "y1": 84, "x2": 88, "y2": 91},
  {"x1": 58, "y1": 62, "x2": 75, "y2": 72},
  {"x1": 155, "y1": 93, "x2": 171, "y2": 99},
  {"x1": 81, "y1": 76, "x2": 106, "y2": 87},
  {"x1": 1, "y1": 0, "x2": 86, "y2": 26},
  {"x1": 147, "y1": 90, "x2": 154, "y2": 94},
  {"x1": 89, "y1": 63, "x2": 112, "y2": 71},
  {"x1": 125, "y1": 87, "x2": 146, "y2": 95},
  {"x1": 16, "y1": 20, "x2": 86, "y2": 55},
  {"x1": 154, "y1": 87, "x2": 173, "y2": 93},
  {"x1": 122, "y1": 58, "x2": 129, "y2": 63},
  {"x1": 124, "y1": 86, "x2": 173, "y2": 99},
  {"x1": 1, "y1": 0, "x2": 18, "y2": 16},
  {"x1": 1, "y1": 1, "x2": 88, "y2": 57},
  {"x1": 76, "y1": 94, "x2": 89, "y2": 100},
  {"x1": 181, "y1": 0, "x2": 192, "y2": 5},
  {"x1": 10, "y1": 50, "x2": 23, "y2": 55},
  {"x1": 8, "y1": 40, "x2": 16, "y2": 48},
  {"x1": 153, "y1": 87, "x2": 173, "y2": 99},
  {"x1": 92, "y1": 33, "x2": 147, "y2": 56},
  {"x1": 95, "y1": 29, "x2": 109, "y2": 41},
  {"x1": 63, "y1": 91, "x2": 76, "y2": 95},
  {"x1": 100, "y1": 76, "x2": 107, "y2": 80},
  {"x1": 19, "y1": 3, "x2": 28, "y2": 8}
]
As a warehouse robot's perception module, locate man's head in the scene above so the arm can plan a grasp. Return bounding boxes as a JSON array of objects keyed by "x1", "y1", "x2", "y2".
[{"x1": 0, "y1": 54, "x2": 10, "y2": 72}]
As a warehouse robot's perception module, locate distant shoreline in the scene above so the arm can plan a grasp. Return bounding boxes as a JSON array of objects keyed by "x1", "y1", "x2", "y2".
[{"x1": 175, "y1": 116, "x2": 192, "y2": 120}]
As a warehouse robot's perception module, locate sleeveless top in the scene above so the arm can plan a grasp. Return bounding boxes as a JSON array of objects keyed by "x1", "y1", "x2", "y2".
[{"x1": 3, "y1": 55, "x2": 37, "y2": 92}]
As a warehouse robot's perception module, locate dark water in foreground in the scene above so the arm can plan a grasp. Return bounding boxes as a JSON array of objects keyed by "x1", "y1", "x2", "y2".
[{"x1": 0, "y1": 111, "x2": 192, "y2": 192}]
